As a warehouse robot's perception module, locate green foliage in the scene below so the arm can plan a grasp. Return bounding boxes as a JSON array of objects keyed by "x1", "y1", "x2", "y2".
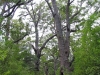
[
  {"x1": 73, "y1": 12, "x2": 100, "y2": 75},
  {"x1": 10, "y1": 19, "x2": 29, "y2": 41},
  {"x1": 0, "y1": 40, "x2": 33, "y2": 75},
  {"x1": 0, "y1": 43, "x2": 8, "y2": 61},
  {"x1": 0, "y1": 19, "x2": 33, "y2": 75}
]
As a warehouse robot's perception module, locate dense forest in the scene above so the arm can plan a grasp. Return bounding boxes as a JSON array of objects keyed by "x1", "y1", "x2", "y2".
[{"x1": 0, "y1": 0, "x2": 100, "y2": 75}]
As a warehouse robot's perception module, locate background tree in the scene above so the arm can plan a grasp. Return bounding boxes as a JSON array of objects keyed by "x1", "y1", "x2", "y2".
[{"x1": 18, "y1": 1, "x2": 56, "y2": 74}]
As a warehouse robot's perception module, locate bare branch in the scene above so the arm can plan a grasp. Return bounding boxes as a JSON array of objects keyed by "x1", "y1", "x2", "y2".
[
  {"x1": 67, "y1": 0, "x2": 71, "y2": 6},
  {"x1": 70, "y1": 11, "x2": 80, "y2": 20},
  {"x1": 25, "y1": 5, "x2": 35, "y2": 23},
  {"x1": 13, "y1": 33, "x2": 28, "y2": 43},
  {"x1": 26, "y1": 3, "x2": 40, "y2": 26},
  {"x1": 1, "y1": 2, "x2": 7, "y2": 15},
  {"x1": 70, "y1": 29, "x2": 76, "y2": 32},
  {"x1": 36, "y1": 10, "x2": 41, "y2": 25},
  {"x1": 62, "y1": 26, "x2": 77, "y2": 32},
  {"x1": 39, "y1": 27, "x2": 46, "y2": 41},
  {"x1": 66, "y1": 0, "x2": 70, "y2": 32},
  {"x1": 45, "y1": 0, "x2": 55, "y2": 17},
  {"x1": 40, "y1": 34, "x2": 56, "y2": 51},
  {"x1": 2, "y1": 0, "x2": 21, "y2": 17},
  {"x1": 39, "y1": 22, "x2": 76, "y2": 51},
  {"x1": 69, "y1": 0, "x2": 74, "y2": 5},
  {"x1": 31, "y1": 3, "x2": 36, "y2": 22},
  {"x1": 31, "y1": 44, "x2": 37, "y2": 54},
  {"x1": 30, "y1": 3, "x2": 37, "y2": 24},
  {"x1": 2, "y1": 0, "x2": 33, "y2": 17}
]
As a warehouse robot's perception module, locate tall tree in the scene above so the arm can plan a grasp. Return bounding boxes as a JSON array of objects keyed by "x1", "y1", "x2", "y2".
[
  {"x1": 20, "y1": 1, "x2": 56, "y2": 72},
  {"x1": 45, "y1": 0, "x2": 80, "y2": 74}
]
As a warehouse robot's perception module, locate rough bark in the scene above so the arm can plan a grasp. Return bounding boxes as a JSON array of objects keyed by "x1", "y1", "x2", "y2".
[
  {"x1": 34, "y1": 23, "x2": 40, "y2": 71},
  {"x1": 53, "y1": 56, "x2": 58, "y2": 75},
  {"x1": 34, "y1": 52, "x2": 41, "y2": 71},
  {"x1": 50, "y1": 0, "x2": 72, "y2": 74},
  {"x1": 44, "y1": 63, "x2": 49, "y2": 75}
]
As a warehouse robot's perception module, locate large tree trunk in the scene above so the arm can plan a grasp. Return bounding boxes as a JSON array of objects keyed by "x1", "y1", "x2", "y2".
[
  {"x1": 51, "y1": 0, "x2": 71, "y2": 74},
  {"x1": 34, "y1": 51, "x2": 41, "y2": 71},
  {"x1": 34, "y1": 23, "x2": 40, "y2": 71}
]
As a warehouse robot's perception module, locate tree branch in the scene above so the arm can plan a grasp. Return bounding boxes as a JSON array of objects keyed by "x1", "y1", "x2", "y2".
[
  {"x1": 39, "y1": 26, "x2": 46, "y2": 41},
  {"x1": 36, "y1": 10, "x2": 41, "y2": 25},
  {"x1": 66, "y1": 0, "x2": 70, "y2": 32},
  {"x1": 39, "y1": 22, "x2": 76, "y2": 51},
  {"x1": 13, "y1": 33, "x2": 28, "y2": 43},
  {"x1": 67, "y1": 0, "x2": 71, "y2": 6},
  {"x1": 39, "y1": 22, "x2": 74, "y2": 51},
  {"x1": 62, "y1": 25, "x2": 77, "y2": 32},
  {"x1": 45, "y1": 0, "x2": 55, "y2": 17},
  {"x1": 31, "y1": 44, "x2": 37, "y2": 54},
  {"x1": 40, "y1": 34, "x2": 56, "y2": 51},
  {"x1": 70, "y1": 11, "x2": 80, "y2": 20},
  {"x1": 25, "y1": 5, "x2": 36, "y2": 24},
  {"x1": 2, "y1": 0, "x2": 32, "y2": 17},
  {"x1": 30, "y1": 3, "x2": 36, "y2": 24},
  {"x1": 3, "y1": 0, "x2": 21, "y2": 17},
  {"x1": 69, "y1": 0, "x2": 74, "y2": 5}
]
